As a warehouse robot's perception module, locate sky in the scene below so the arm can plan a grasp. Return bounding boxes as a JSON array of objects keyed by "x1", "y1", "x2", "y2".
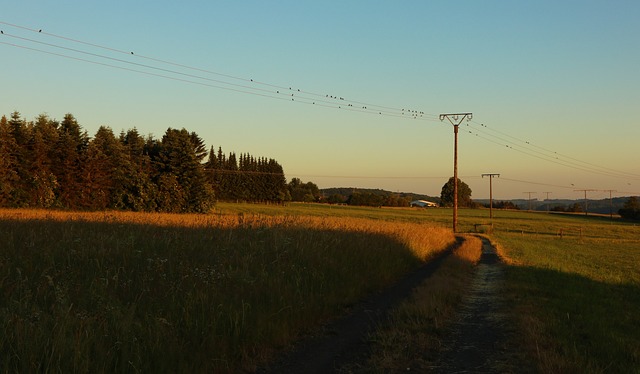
[{"x1": 2, "y1": 1, "x2": 639, "y2": 200}]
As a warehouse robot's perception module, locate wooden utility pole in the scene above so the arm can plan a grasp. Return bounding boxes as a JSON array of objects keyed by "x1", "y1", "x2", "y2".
[
  {"x1": 543, "y1": 191, "x2": 552, "y2": 212},
  {"x1": 440, "y1": 113, "x2": 473, "y2": 233},
  {"x1": 574, "y1": 189, "x2": 597, "y2": 216},
  {"x1": 482, "y1": 173, "x2": 500, "y2": 219},
  {"x1": 603, "y1": 189, "x2": 617, "y2": 220},
  {"x1": 523, "y1": 191, "x2": 537, "y2": 211}
]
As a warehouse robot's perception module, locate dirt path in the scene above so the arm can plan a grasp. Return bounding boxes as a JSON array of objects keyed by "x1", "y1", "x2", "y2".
[
  {"x1": 431, "y1": 236, "x2": 518, "y2": 373},
  {"x1": 258, "y1": 237, "x2": 519, "y2": 373},
  {"x1": 257, "y1": 238, "x2": 463, "y2": 374}
]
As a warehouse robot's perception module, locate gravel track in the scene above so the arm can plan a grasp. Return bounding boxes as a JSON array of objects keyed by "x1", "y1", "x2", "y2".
[{"x1": 431, "y1": 236, "x2": 520, "y2": 374}]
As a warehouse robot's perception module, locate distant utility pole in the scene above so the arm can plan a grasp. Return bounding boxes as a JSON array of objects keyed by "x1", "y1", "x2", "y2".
[
  {"x1": 482, "y1": 173, "x2": 500, "y2": 219},
  {"x1": 574, "y1": 189, "x2": 597, "y2": 216},
  {"x1": 543, "y1": 192, "x2": 552, "y2": 212},
  {"x1": 603, "y1": 189, "x2": 617, "y2": 220},
  {"x1": 440, "y1": 113, "x2": 473, "y2": 233},
  {"x1": 524, "y1": 191, "x2": 537, "y2": 211}
]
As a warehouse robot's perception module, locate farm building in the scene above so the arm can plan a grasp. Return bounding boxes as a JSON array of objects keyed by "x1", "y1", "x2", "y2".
[{"x1": 410, "y1": 200, "x2": 438, "y2": 208}]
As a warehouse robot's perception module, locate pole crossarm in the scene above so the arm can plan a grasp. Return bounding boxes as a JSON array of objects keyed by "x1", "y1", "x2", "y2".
[{"x1": 439, "y1": 113, "x2": 473, "y2": 126}]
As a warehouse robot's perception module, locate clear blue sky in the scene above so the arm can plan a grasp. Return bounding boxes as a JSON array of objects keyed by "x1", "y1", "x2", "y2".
[{"x1": 2, "y1": 1, "x2": 639, "y2": 200}]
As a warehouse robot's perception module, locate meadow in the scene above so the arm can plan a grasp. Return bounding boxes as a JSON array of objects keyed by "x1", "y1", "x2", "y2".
[
  {"x1": 1, "y1": 204, "x2": 638, "y2": 372},
  {"x1": 491, "y1": 213, "x2": 640, "y2": 373},
  {"x1": 336, "y1": 206, "x2": 640, "y2": 373},
  {"x1": 0, "y1": 208, "x2": 453, "y2": 373}
]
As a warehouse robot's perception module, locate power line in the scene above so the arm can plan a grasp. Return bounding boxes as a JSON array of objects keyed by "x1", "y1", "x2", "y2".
[
  {"x1": 499, "y1": 177, "x2": 579, "y2": 190},
  {"x1": 471, "y1": 120, "x2": 640, "y2": 179},
  {"x1": 2, "y1": 20, "x2": 638, "y2": 188},
  {"x1": 288, "y1": 174, "x2": 482, "y2": 180},
  {"x1": 466, "y1": 121, "x2": 640, "y2": 180},
  {"x1": 0, "y1": 21, "x2": 442, "y2": 123},
  {"x1": 0, "y1": 37, "x2": 440, "y2": 122}
]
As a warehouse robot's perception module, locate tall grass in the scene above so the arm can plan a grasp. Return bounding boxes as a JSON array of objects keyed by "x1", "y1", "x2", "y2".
[
  {"x1": 0, "y1": 209, "x2": 454, "y2": 373},
  {"x1": 221, "y1": 204, "x2": 640, "y2": 372},
  {"x1": 348, "y1": 235, "x2": 483, "y2": 373}
]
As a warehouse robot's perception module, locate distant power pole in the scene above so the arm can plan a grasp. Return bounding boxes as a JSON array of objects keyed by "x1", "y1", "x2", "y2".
[
  {"x1": 524, "y1": 191, "x2": 537, "y2": 211},
  {"x1": 543, "y1": 191, "x2": 552, "y2": 212},
  {"x1": 440, "y1": 113, "x2": 473, "y2": 233},
  {"x1": 482, "y1": 173, "x2": 500, "y2": 219},
  {"x1": 574, "y1": 189, "x2": 597, "y2": 216},
  {"x1": 603, "y1": 189, "x2": 617, "y2": 220}
]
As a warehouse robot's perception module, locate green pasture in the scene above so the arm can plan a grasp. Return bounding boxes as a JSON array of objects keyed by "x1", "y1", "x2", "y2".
[{"x1": 491, "y1": 215, "x2": 640, "y2": 372}]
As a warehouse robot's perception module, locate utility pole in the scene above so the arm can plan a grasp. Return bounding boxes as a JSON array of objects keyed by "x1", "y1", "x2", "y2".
[
  {"x1": 603, "y1": 189, "x2": 617, "y2": 220},
  {"x1": 524, "y1": 191, "x2": 537, "y2": 211},
  {"x1": 574, "y1": 189, "x2": 597, "y2": 216},
  {"x1": 482, "y1": 173, "x2": 500, "y2": 219},
  {"x1": 440, "y1": 113, "x2": 473, "y2": 233},
  {"x1": 543, "y1": 191, "x2": 552, "y2": 212}
]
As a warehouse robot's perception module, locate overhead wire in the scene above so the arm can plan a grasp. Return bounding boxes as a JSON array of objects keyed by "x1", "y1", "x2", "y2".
[
  {"x1": 0, "y1": 21, "x2": 442, "y2": 123},
  {"x1": 1, "y1": 20, "x2": 637, "y2": 191},
  {"x1": 287, "y1": 174, "x2": 481, "y2": 180},
  {"x1": 465, "y1": 121, "x2": 640, "y2": 181},
  {"x1": 469, "y1": 119, "x2": 640, "y2": 179},
  {"x1": 0, "y1": 40, "x2": 292, "y2": 102}
]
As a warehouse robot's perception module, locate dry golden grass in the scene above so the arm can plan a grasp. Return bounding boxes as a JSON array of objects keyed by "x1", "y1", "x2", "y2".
[{"x1": 0, "y1": 208, "x2": 454, "y2": 373}]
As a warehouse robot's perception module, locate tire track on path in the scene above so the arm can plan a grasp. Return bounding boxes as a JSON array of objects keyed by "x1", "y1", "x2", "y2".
[
  {"x1": 258, "y1": 237, "x2": 464, "y2": 374},
  {"x1": 431, "y1": 236, "x2": 520, "y2": 374}
]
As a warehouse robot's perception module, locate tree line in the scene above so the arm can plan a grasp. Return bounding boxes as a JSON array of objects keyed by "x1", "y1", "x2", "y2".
[{"x1": 0, "y1": 112, "x2": 290, "y2": 212}]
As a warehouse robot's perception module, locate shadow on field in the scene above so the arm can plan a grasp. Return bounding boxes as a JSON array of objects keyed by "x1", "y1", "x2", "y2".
[
  {"x1": 0, "y1": 216, "x2": 452, "y2": 373},
  {"x1": 259, "y1": 237, "x2": 464, "y2": 374},
  {"x1": 503, "y1": 263, "x2": 640, "y2": 372}
]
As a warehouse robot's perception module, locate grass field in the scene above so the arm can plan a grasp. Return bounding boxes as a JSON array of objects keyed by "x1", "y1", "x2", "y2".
[
  {"x1": 0, "y1": 207, "x2": 453, "y2": 373},
  {"x1": 1, "y1": 204, "x2": 638, "y2": 372},
  {"x1": 490, "y1": 213, "x2": 640, "y2": 372}
]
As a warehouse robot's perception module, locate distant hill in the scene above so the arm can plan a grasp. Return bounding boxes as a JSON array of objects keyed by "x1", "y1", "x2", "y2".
[
  {"x1": 475, "y1": 197, "x2": 631, "y2": 215},
  {"x1": 320, "y1": 187, "x2": 440, "y2": 204},
  {"x1": 321, "y1": 187, "x2": 634, "y2": 214}
]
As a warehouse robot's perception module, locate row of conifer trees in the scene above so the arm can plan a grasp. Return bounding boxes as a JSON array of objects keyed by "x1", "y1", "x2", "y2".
[{"x1": 0, "y1": 112, "x2": 288, "y2": 212}]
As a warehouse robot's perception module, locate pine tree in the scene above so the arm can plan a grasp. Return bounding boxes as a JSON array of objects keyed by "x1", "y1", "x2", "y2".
[
  {"x1": 52, "y1": 113, "x2": 89, "y2": 209},
  {"x1": 153, "y1": 128, "x2": 213, "y2": 212},
  {"x1": 0, "y1": 115, "x2": 19, "y2": 206},
  {"x1": 30, "y1": 114, "x2": 59, "y2": 207},
  {"x1": 7, "y1": 112, "x2": 31, "y2": 206},
  {"x1": 81, "y1": 126, "x2": 131, "y2": 210}
]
